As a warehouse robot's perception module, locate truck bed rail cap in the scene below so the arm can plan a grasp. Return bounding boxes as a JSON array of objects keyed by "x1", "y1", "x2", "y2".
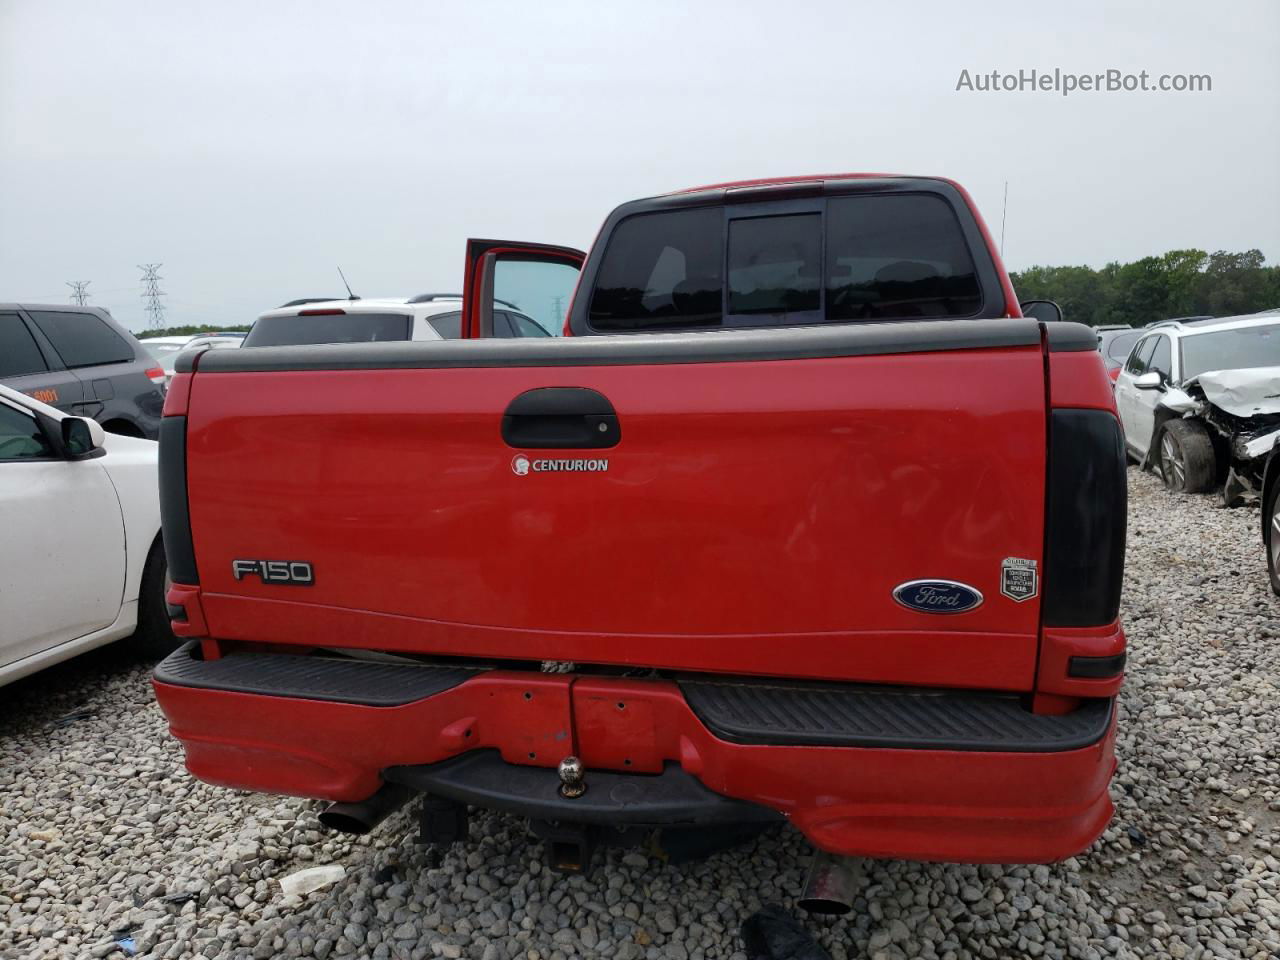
[{"x1": 183, "y1": 318, "x2": 1042, "y2": 373}]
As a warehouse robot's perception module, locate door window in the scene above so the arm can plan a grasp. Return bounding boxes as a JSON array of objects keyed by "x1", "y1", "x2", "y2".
[
  {"x1": 27, "y1": 311, "x2": 134, "y2": 368},
  {"x1": 0, "y1": 314, "x2": 50, "y2": 378},
  {"x1": 509, "y1": 312, "x2": 552, "y2": 337},
  {"x1": 492, "y1": 261, "x2": 578, "y2": 337},
  {"x1": 427, "y1": 311, "x2": 463, "y2": 339},
  {"x1": 1148, "y1": 335, "x2": 1173, "y2": 381},
  {"x1": 1125, "y1": 336, "x2": 1156, "y2": 375},
  {"x1": 0, "y1": 401, "x2": 53, "y2": 459}
]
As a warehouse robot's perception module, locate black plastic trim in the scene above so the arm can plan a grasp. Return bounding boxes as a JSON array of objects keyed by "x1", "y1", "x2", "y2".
[
  {"x1": 154, "y1": 641, "x2": 479, "y2": 707},
  {"x1": 158, "y1": 416, "x2": 199, "y2": 585},
  {"x1": 1042, "y1": 322, "x2": 1100, "y2": 352},
  {"x1": 182, "y1": 317, "x2": 1041, "y2": 374},
  {"x1": 679, "y1": 677, "x2": 1114, "y2": 752},
  {"x1": 1068, "y1": 653, "x2": 1127, "y2": 679},
  {"x1": 501, "y1": 387, "x2": 620, "y2": 449},
  {"x1": 1043, "y1": 410, "x2": 1127, "y2": 627},
  {"x1": 385, "y1": 750, "x2": 782, "y2": 827}
]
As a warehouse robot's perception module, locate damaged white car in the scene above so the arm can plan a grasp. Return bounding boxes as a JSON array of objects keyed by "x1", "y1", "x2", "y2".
[{"x1": 1113, "y1": 311, "x2": 1280, "y2": 505}]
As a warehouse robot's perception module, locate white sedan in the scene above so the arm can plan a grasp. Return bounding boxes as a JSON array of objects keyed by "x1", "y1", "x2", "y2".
[{"x1": 0, "y1": 383, "x2": 174, "y2": 686}]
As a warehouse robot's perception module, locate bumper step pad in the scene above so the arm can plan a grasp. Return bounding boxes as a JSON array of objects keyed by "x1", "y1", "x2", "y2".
[
  {"x1": 155, "y1": 641, "x2": 479, "y2": 707},
  {"x1": 386, "y1": 750, "x2": 783, "y2": 827},
  {"x1": 679, "y1": 677, "x2": 1112, "y2": 752}
]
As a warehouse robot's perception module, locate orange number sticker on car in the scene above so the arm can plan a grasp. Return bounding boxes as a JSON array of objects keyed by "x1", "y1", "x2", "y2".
[{"x1": 26, "y1": 388, "x2": 59, "y2": 405}]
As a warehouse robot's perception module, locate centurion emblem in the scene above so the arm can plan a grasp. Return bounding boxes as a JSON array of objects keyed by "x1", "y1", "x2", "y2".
[
  {"x1": 1000, "y1": 557, "x2": 1038, "y2": 602},
  {"x1": 511, "y1": 454, "x2": 609, "y2": 476}
]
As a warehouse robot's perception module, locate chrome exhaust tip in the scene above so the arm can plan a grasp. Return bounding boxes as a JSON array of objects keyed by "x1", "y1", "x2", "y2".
[{"x1": 798, "y1": 850, "x2": 865, "y2": 915}]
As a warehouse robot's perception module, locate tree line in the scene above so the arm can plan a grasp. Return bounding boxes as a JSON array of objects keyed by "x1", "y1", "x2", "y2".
[
  {"x1": 136, "y1": 324, "x2": 252, "y2": 339},
  {"x1": 1010, "y1": 249, "x2": 1280, "y2": 328}
]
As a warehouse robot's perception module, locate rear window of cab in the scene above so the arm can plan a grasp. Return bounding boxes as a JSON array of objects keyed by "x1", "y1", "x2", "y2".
[{"x1": 587, "y1": 194, "x2": 982, "y2": 331}]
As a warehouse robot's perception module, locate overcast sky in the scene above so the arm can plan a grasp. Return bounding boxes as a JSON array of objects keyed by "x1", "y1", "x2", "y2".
[{"x1": 2, "y1": 0, "x2": 1277, "y2": 331}]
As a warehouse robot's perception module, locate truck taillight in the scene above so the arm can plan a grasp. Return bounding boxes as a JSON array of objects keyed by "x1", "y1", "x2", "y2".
[{"x1": 1042, "y1": 410, "x2": 1127, "y2": 626}]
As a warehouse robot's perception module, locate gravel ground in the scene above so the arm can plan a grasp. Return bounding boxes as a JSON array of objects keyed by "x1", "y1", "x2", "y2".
[{"x1": 2, "y1": 468, "x2": 1277, "y2": 960}]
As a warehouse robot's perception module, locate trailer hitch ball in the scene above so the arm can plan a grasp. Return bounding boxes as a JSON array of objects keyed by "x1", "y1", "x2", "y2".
[{"x1": 558, "y1": 756, "x2": 586, "y2": 798}]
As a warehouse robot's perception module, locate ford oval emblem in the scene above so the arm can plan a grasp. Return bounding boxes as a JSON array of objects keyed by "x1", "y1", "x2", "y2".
[{"x1": 892, "y1": 579, "x2": 983, "y2": 614}]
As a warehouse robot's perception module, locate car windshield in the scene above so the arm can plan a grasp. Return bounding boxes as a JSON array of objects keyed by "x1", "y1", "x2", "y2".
[
  {"x1": 1181, "y1": 324, "x2": 1280, "y2": 380},
  {"x1": 243, "y1": 312, "x2": 411, "y2": 347}
]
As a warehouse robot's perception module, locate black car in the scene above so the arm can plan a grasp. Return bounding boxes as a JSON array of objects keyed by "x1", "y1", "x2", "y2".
[{"x1": 0, "y1": 303, "x2": 166, "y2": 439}]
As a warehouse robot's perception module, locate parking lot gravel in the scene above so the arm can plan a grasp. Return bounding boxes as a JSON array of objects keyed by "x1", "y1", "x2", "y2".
[{"x1": 2, "y1": 468, "x2": 1277, "y2": 960}]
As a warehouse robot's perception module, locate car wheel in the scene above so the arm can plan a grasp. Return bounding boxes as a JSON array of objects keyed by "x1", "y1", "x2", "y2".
[
  {"x1": 1267, "y1": 484, "x2": 1280, "y2": 597},
  {"x1": 1159, "y1": 419, "x2": 1216, "y2": 494},
  {"x1": 130, "y1": 538, "x2": 179, "y2": 660}
]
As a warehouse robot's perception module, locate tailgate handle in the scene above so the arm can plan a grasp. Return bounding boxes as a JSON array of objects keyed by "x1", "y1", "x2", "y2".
[{"x1": 502, "y1": 387, "x2": 620, "y2": 449}]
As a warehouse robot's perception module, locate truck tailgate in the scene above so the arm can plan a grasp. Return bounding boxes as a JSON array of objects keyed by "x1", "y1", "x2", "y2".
[{"x1": 184, "y1": 324, "x2": 1047, "y2": 690}]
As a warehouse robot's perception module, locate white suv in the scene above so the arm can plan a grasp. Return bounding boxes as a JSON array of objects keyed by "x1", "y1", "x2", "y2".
[
  {"x1": 244, "y1": 294, "x2": 553, "y2": 347},
  {"x1": 1114, "y1": 312, "x2": 1280, "y2": 495}
]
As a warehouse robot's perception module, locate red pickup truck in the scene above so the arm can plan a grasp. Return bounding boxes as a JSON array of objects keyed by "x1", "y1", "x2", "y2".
[{"x1": 153, "y1": 175, "x2": 1127, "y2": 873}]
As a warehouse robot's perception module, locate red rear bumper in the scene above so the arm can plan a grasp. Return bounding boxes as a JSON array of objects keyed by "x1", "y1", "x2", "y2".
[{"x1": 152, "y1": 649, "x2": 1116, "y2": 864}]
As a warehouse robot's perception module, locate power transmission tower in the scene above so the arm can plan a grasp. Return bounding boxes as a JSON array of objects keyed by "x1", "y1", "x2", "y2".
[
  {"x1": 66, "y1": 280, "x2": 91, "y2": 305},
  {"x1": 551, "y1": 296, "x2": 565, "y2": 326},
  {"x1": 138, "y1": 263, "x2": 166, "y2": 329}
]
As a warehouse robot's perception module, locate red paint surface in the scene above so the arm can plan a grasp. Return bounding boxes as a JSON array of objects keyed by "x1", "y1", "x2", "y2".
[
  {"x1": 153, "y1": 669, "x2": 1115, "y2": 863},
  {"x1": 183, "y1": 347, "x2": 1049, "y2": 689}
]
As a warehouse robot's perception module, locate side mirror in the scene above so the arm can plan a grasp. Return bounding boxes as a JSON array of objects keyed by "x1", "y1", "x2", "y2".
[
  {"x1": 61, "y1": 416, "x2": 106, "y2": 457},
  {"x1": 1019, "y1": 299, "x2": 1064, "y2": 323},
  {"x1": 1133, "y1": 372, "x2": 1164, "y2": 391}
]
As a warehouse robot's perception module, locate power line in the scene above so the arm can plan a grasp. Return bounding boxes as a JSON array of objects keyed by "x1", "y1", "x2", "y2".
[
  {"x1": 138, "y1": 263, "x2": 166, "y2": 329},
  {"x1": 66, "y1": 280, "x2": 91, "y2": 305}
]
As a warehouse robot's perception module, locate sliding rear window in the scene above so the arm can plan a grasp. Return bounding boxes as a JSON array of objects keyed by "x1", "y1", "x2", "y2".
[
  {"x1": 243, "y1": 313, "x2": 411, "y2": 347},
  {"x1": 587, "y1": 193, "x2": 982, "y2": 331}
]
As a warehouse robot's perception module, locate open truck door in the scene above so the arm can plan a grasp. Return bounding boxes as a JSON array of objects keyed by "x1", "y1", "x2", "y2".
[{"x1": 462, "y1": 239, "x2": 585, "y2": 339}]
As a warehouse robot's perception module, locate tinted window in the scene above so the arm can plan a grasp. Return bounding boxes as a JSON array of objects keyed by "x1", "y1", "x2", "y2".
[
  {"x1": 589, "y1": 207, "x2": 724, "y2": 330},
  {"x1": 1181, "y1": 324, "x2": 1280, "y2": 380},
  {"x1": 728, "y1": 214, "x2": 821, "y2": 317},
  {"x1": 510, "y1": 313, "x2": 552, "y2": 337},
  {"x1": 1148, "y1": 335, "x2": 1172, "y2": 379},
  {"x1": 427, "y1": 311, "x2": 462, "y2": 339},
  {"x1": 1126, "y1": 336, "x2": 1156, "y2": 375},
  {"x1": 27, "y1": 310, "x2": 134, "y2": 368},
  {"x1": 0, "y1": 402, "x2": 53, "y2": 460},
  {"x1": 1104, "y1": 330, "x2": 1141, "y2": 363},
  {"x1": 492, "y1": 312, "x2": 517, "y2": 338},
  {"x1": 0, "y1": 314, "x2": 49, "y2": 377},
  {"x1": 243, "y1": 313, "x2": 411, "y2": 347},
  {"x1": 826, "y1": 195, "x2": 981, "y2": 321}
]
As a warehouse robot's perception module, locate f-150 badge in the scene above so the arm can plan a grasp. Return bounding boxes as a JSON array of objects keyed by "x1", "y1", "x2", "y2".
[
  {"x1": 1000, "y1": 557, "x2": 1038, "y2": 601},
  {"x1": 232, "y1": 559, "x2": 314, "y2": 585},
  {"x1": 892, "y1": 580, "x2": 983, "y2": 614}
]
